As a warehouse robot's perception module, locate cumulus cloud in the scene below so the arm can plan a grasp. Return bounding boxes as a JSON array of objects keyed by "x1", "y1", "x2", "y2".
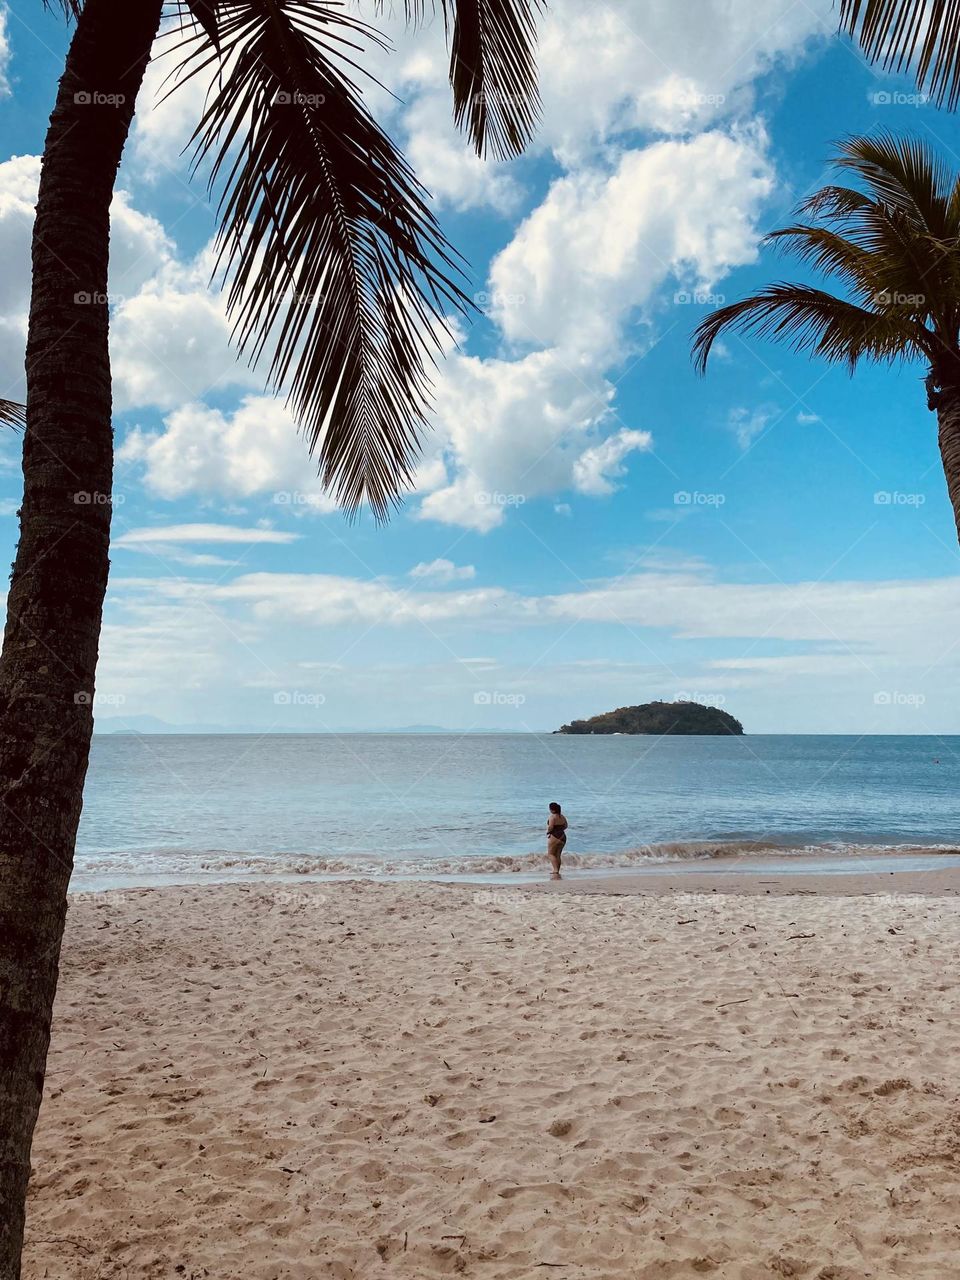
[
  {"x1": 118, "y1": 396, "x2": 337, "y2": 510},
  {"x1": 110, "y1": 285, "x2": 255, "y2": 410},
  {"x1": 417, "y1": 346, "x2": 619, "y2": 531},
  {"x1": 535, "y1": 0, "x2": 831, "y2": 162},
  {"x1": 573, "y1": 429, "x2": 653, "y2": 496},
  {"x1": 413, "y1": 126, "x2": 775, "y2": 529},
  {"x1": 409, "y1": 559, "x2": 476, "y2": 583},
  {"x1": 489, "y1": 128, "x2": 775, "y2": 359},
  {"x1": 0, "y1": 155, "x2": 177, "y2": 400}
]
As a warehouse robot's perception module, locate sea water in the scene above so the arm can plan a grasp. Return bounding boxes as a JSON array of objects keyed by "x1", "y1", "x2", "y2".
[{"x1": 71, "y1": 733, "x2": 960, "y2": 889}]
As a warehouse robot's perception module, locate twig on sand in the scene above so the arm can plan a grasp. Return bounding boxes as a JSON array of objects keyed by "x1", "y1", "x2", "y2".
[
  {"x1": 787, "y1": 933, "x2": 815, "y2": 940},
  {"x1": 677, "y1": 919, "x2": 696, "y2": 925},
  {"x1": 30, "y1": 1238, "x2": 95, "y2": 1256},
  {"x1": 716, "y1": 998, "x2": 751, "y2": 1008},
  {"x1": 776, "y1": 979, "x2": 801, "y2": 1018}
]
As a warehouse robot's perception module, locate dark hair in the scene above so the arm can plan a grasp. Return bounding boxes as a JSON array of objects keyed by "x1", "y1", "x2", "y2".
[{"x1": 549, "y1": 801, "x2": 562, "y2": 814}]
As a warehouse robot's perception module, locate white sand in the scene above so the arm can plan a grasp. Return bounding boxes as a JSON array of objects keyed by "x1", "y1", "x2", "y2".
[{"x1": 22, "y1": 880, "x2": 960, "y2": 1279}]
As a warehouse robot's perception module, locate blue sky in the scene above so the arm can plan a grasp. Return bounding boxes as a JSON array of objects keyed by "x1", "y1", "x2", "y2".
[{"x1": 2, "y1": 0, "x2": 960, "y2": 733}]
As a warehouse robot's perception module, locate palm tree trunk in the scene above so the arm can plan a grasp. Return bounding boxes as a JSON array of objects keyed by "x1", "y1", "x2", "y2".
[
  {"x1": 0, "y1": 0, "x2": 163, "y2": 1273},
  {"x1": 935, "y1": 387, "x2": 960, "y2": 545}
]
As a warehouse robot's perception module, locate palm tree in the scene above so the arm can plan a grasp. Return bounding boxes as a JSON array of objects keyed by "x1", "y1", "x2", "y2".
[
  {"x1": 0, "y1": 0, "x2": 542, "y2": 1273},
  {"x1": 692, "y1": 133, "x2": 960, "y2": 544},
  {"x1": 840, "y1": 0, "x2": 960, "y2": 110}
]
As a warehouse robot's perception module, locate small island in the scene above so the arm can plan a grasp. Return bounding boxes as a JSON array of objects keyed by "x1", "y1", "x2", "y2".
[{"x1": 556, "y1": 700, "x2": 744, "y2": 736}]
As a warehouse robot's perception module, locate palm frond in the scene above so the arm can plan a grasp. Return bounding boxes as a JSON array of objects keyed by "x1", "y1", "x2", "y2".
[
  {"x1": 41, "y1": 0, "x2": 81, "y2": 16},
  {"x1": 0, "y1": 400, "x2": 26, "y2": 431},
  {"x1": 184, "y1": 0, "x2": 221, "y2": 48},
  {"x1": 377, "y1": 0, "x2": 543, "y2": 158},
  {"x1": 764, "y1": 225, "x2": 881, "y2": 299},
  {"x1": 181, "y1": 0, "x2": 473, "y2": 520},
  {"x1": 833, "y1": 133, "x2": 955, "y2": 236},
  {"x1": 446, "y1": 0, "x2": 543, "y2": 159},
  {"x1": 840, "y1": 0, "x2": 960, "y2": 111},
  {"x1": 692, "y1": 283, "x2": 933, "y2": 374}
]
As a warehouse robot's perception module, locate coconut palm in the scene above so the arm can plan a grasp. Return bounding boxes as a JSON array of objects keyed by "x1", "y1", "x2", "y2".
[
  {"x1": 840, "y1": 0, "x2": 960, "y2": 110},
  {"x1": 692, "y1": 133, "x2": 960, "y2": 543},
  {"x1": 0, "y1": 0, "x2": 542, "y2": 1273}
]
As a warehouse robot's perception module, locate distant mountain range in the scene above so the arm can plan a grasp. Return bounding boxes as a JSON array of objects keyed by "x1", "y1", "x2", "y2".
[{"x1": 94, "y1": 715, "x2": 535, "y2": 735}]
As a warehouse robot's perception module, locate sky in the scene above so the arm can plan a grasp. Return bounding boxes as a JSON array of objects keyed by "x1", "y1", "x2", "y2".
[{"x1": 1, "y1": 0, "x2": 960, "y2": 734}]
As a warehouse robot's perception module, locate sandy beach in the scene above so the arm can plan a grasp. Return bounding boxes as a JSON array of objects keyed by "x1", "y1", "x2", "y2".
[{"x1": 22, "y1": 873, "x2": 960, "y2": 1279}]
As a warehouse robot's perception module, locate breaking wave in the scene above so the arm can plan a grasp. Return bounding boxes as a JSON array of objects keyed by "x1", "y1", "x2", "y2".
[{"x1": 73, "y1": 838, "x2": 960, "y2": 885}]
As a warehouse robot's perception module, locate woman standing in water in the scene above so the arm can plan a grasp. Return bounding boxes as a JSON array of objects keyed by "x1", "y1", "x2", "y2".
[{"x1": 546, "y1": 801, "x2": 568, "y2": 880}]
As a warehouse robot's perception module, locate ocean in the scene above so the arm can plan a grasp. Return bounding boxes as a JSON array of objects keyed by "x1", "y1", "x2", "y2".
[{"x1": 71, "y1": 733, "x2": 960, "y2": 890}]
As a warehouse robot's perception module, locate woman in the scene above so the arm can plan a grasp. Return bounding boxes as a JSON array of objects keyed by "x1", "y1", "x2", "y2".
[{"x1": 546, "y1": 801, "x2": 568, "y2": 880}]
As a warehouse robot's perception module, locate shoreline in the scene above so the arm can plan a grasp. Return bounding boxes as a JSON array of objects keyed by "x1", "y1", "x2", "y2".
[{"x1": 68, "y1": 849, "x2": 960, "y2": 898}]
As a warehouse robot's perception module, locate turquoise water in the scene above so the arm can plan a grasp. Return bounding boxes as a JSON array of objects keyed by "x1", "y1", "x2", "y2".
[{"x1": 71, "y1": 733, "x2": 960, "y2": 888}]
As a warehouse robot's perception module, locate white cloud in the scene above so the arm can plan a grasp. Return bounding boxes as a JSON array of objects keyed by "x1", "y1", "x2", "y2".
[
  {"x1": 729, "y1": 405, "x2": 777, "y2": 450},
  {"x1": 118, "y1": 396, "x2": 337, "y2": 511},
  {"x1": 0, "y1": 155, "x2": 177, "y2": 401},
  {"x1": 409, "y1": 558, "x2": 476, "y2": 583},
  {"x1": 416, "y1": 126, "x2": 774, "y2": 529},
  {"x1": 417, "y1": 346, "x2": 619, "y2": 531},
  {"x1": 536, "y1": 0, "x2": 831, "y2": 162},
  {"x1": 0, "y1": 7, "x2": 10, "y2": 98},
  {"x1": 573, "y1": 428, "x2": 653, "y2": 496},
  {"x1": 111, "y1": 564, "x2": 960, "y2": 679},
  {"x1": 110, "y1": 284, "x2": 254, "y2": 410},
  {"x1": 490, "y1": 127, "x2": 775, "y2": 359},
  {"x1": 115, "y1": 523, "x2": 300, "y2": 546}
]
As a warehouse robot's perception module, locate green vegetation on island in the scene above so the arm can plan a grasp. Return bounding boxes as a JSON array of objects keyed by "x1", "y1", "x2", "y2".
[{"x1": 556, "y1": 701, "x2": 744, "y2": 736}]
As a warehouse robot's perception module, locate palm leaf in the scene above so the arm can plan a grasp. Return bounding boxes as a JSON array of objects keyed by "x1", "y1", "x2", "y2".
[
  {"x1": 41, "y1": 0, "x2": 82, "y2": 16},
  {"x1": 840, "y1": 0, "x2": 960, "y2": 111},
  {"x1": 179, "y1": 0, "x2": 473, "y2": 520},
  {"x1": 692, "y1": 283, "x2": 933, "y2": 374},
  {"x1": 833, "y1": 133, "x2": 955, "y2": 236},
  {"x1": 446, "y1": 0, "x2": 543, "y2": 159},
  {"x1": 763, "y1": 225, "x2": 881, "y2": 300},
  {"x1": 0, "y1": 400, "x2": 26, "y2": 430},
  {"x1": 379, "y1": 0, "x2": 543, "y2": 158}
]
